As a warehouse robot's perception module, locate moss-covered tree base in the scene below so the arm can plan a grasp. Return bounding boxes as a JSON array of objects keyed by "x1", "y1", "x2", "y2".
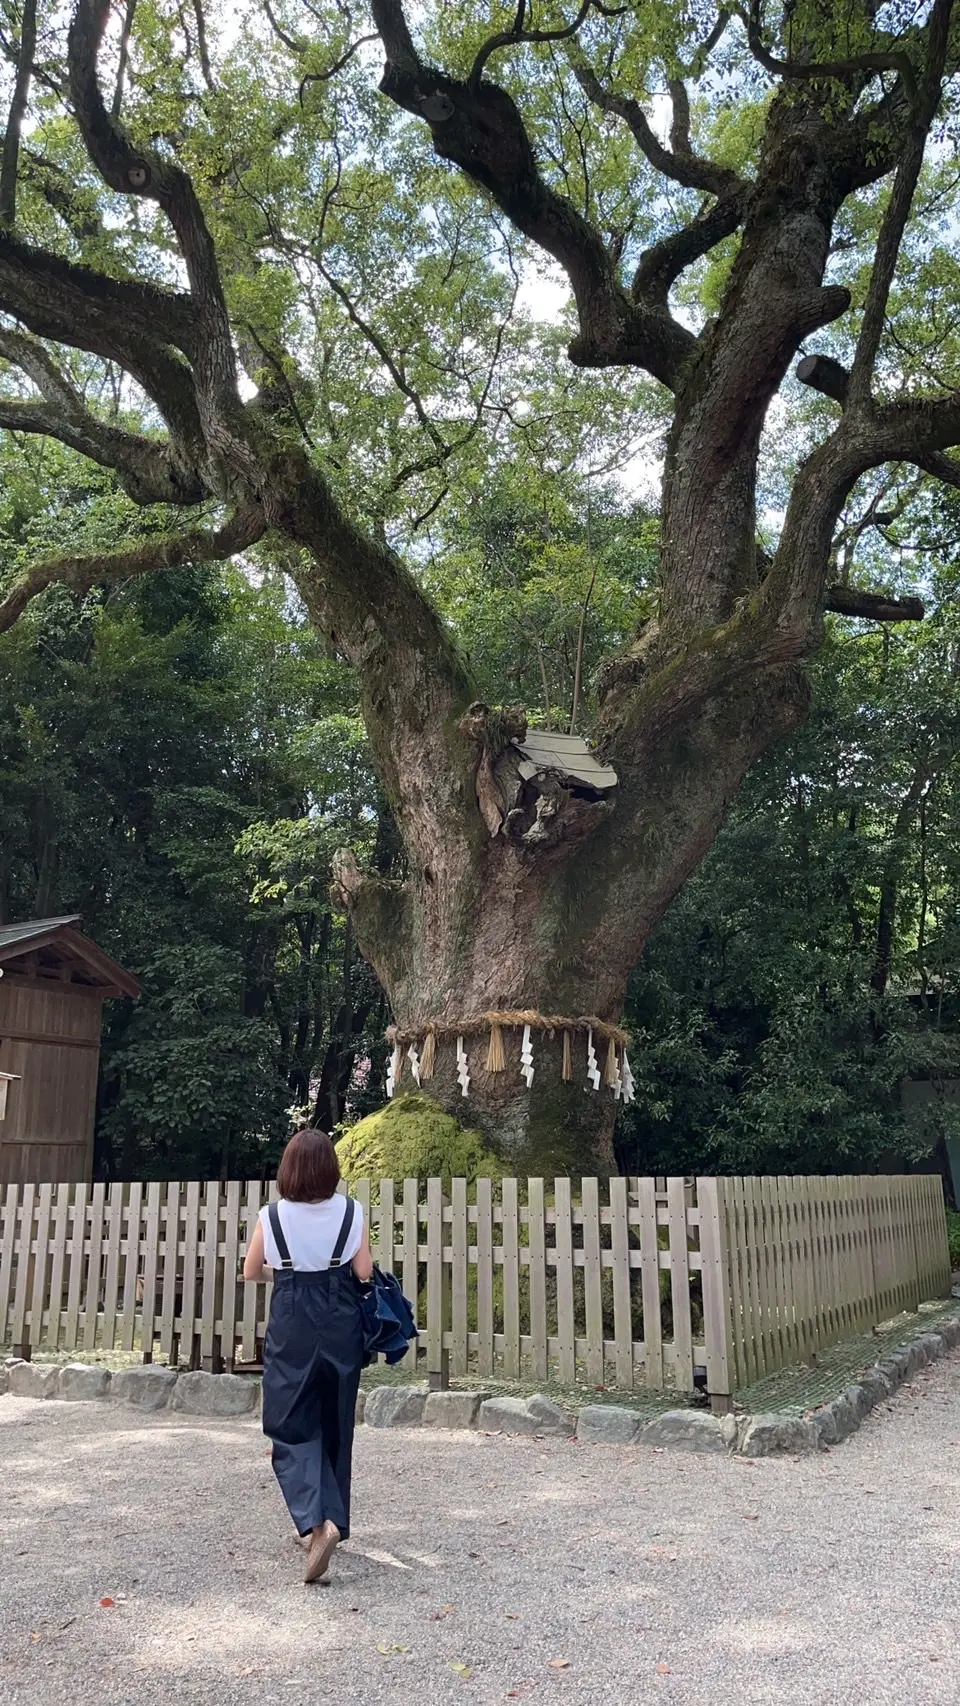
[{"x1": 336, "y1": 1092, "x2": 501, "y2": 1187}]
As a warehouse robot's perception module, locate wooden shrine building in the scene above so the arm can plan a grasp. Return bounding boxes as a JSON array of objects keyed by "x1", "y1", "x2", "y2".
[{"x1": 0, "y1": 917, "x2": 139, "y2": 1187}]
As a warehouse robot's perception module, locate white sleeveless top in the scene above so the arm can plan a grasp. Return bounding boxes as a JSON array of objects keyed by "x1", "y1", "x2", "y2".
[{"x1": 259, "y1": 1195, "x2": 364, "y2": 1272}]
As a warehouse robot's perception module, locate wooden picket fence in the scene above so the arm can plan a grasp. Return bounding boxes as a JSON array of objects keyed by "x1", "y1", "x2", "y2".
[
  {"x1": 714, "y1": 1173, "x2": 951, "y2": 1388},
  {"x1": 0, "y1": 1173, "x2": 951, "y2": 1402}
]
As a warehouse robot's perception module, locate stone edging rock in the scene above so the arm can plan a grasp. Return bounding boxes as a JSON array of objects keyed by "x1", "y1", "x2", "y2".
[
  {"x1": 0, "y1": 1360, "x2": 261, "y2": 1415},
  {"x1": 3, "y1": 1316, "x2": 958, "y2": 1454}
]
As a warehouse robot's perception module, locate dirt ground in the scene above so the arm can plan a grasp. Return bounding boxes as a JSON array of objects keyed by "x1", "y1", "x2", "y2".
[{"x1": 2, "y1": 1355, "x2": 959, "y2": 1705}]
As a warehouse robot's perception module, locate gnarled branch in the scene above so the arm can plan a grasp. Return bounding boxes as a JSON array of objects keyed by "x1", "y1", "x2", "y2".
[
  {"x1": 0, "y1": 328, "x2": 204, "y2": 504},
  {"x1": 0, "y1": 502, "x2": 265, "y2": 632},
  {"x1": 371, "y1": 0, "x2": 695, "y2": 387},
  {"x1": 743, "y1": 0, "x2": 919, "y2": 110},
  {"x1": 572, "y1": 56, "x2": 746, "y2": 200}
]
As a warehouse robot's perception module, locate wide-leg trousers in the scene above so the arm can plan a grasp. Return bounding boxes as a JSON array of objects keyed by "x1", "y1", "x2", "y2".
[{"x1": 261, "y1": 1268, "x2": 364, "y2": 1539}]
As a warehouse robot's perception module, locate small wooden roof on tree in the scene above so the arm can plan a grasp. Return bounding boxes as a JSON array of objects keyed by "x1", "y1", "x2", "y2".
[
  {"x1": 515, "y1": 729, "x2": 618, "y2": 793},
  {"x1": 0, "y1": 916, "x2": 140, "y2": 999}
]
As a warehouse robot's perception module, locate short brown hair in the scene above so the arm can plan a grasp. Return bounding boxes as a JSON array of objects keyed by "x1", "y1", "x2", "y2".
[{"x1": 276, "y1": 1128, "x2": 341, "y2": 1202}]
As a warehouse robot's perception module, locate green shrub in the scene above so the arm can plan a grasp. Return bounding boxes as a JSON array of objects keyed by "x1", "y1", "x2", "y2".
[
  {"x1": 336, "y1": 1093, "x2": 501, "y2": 1189},
  {"x1": 946, "y1": 1207, "x2": 960, "y2": 1270}
]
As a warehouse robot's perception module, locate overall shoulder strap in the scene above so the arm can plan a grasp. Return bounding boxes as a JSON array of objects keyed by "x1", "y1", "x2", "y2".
[
  {"x1": 268, "y1": 1201, "x2": 293, "y2": 1269},
  {"x1": 329, "y1": 1195, "x2": 356, "y2": 1268}
]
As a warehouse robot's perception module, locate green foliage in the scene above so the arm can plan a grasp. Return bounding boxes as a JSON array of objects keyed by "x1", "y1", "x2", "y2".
[
  {"x1": 946, "y1": 1208, "x2": 960, "y2": 1269},
  {"x1": 618, "y1": 613, "x2": 960, "y2": 1177},
  {"x1": 424, "y1": 469, "x2": 657, "y2": 732},
  {"x1": 336, "y1": 1094, "x2": 500, "y2": 1189},
  {"x1": 0, "y1": 451, "x2": 387, "y2": 1177}
]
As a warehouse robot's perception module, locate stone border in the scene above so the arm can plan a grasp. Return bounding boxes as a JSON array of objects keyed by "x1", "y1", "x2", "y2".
[
  {"x1": 737, "y1": 1315, "x2": 960, "y2": 1456},
  {"x1": 3, "y1": 1317, "x2": 958, "y2": 1454}
]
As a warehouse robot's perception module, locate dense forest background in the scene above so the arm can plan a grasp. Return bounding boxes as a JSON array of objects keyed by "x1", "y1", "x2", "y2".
[{"x1": 4, "y1": 440, "x2": 960, "y2": 1183}]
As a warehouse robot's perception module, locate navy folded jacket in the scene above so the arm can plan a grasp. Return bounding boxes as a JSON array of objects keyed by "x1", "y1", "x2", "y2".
[{"x1": 359, "y1": 1266, "x2": 418, "y2": 1365}]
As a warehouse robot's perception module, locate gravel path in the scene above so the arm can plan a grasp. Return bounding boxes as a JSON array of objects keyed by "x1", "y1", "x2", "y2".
[{"x1": 2, "y1": 1355, "x2": 960, "y2": 1706}]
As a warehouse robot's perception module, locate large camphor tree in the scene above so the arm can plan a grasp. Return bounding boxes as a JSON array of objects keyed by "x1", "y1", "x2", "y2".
[{"x1": 0, "y1": 0, "x2": 958, "y2": 1170}]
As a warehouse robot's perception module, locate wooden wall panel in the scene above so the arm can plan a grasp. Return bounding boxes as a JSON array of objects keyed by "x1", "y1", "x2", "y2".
[
  {"x1": 0, "y1": 980, "x2": 103, "y2": 1041},
  {"x1": 0, "y1": 983, "x2": 102, "y2": 1184},
  {"x1": 0, "y1": 1143, "x2": 89, "y2": 1187}
]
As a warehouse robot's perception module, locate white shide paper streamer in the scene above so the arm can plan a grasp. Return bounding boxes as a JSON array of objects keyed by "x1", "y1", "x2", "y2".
[
  {"x1": 407, "y1": 1042, "x2": 422, "y2": 1087},
  {"x1": 456, "y1": 1034, "x2": 471, "y2": 1098},
  {"x1": 520, "y1": 1023, "x2": 535, "y2": 1088},
  {"x1": 386, "y1": 1043, "x2": 401, "y2": 1099},
  {"x1": 586, "y1": 1027, "x2": 601, "y2": 1091}
]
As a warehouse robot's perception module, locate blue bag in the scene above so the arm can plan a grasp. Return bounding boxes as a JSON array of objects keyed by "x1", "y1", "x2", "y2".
[{"x1": 357, "y1": 1264, "x2": 419, "y2": 1366}]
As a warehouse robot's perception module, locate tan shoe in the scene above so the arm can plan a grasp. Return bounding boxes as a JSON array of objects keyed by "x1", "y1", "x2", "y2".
[{"x1": 304, "y1": 1520, "x2": 340, "y2": 1584}]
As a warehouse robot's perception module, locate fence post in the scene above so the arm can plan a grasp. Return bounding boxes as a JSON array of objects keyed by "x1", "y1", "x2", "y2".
[
  {"x1": 11, "y1": 1181, "x2": 36, "y2": 1359},
  {"x1": 426, "y1": 1176, "x2": 449, "y2": 1390},
  {"x1": 0, "y1": 1183, "x2": 19, "y2": 1352},
  {"x1": 200, "y1": 1180, "x2": 223, "y2": 1373},
  {"x1": 697, "y1": 1177, "x2": 734, "y2": 1413}
]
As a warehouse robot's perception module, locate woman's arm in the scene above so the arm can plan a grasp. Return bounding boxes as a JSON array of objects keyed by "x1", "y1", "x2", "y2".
[
  {"x1": 242, "y1": 1217, "x2": 273, "y2": 1283},
  {"x1": 351, "y1": 1221, "x2": 374, "y2": 1283}
]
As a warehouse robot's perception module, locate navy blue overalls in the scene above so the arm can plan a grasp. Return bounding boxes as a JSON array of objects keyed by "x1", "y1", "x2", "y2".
[{"x1": 261, "y1": 1198, "x2": 364, "y2": 1540}]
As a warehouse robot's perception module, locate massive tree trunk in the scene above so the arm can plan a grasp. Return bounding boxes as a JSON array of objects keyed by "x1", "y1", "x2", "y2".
[
  {"x1": 0, "y1": 0, "x2": 956, "y2": 1171},
  {"x1": 333, "y1": 660, "x2": 810, "y2": 1171}
]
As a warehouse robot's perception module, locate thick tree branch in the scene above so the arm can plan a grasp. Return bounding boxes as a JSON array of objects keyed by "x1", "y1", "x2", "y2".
[
  {"x1": 264, "y1": 451, "x2": 480, "y2": 867},
  {"x1": 873, "y1": 396, "x2": 960, "y2": 460},
  {"x1": 572, "y1": 56, "x2": 745, "y2": 199},
  {"x1": 633, "y1": 190, "x2": 746, "y2": 307},
  {"x1": 0, "y1": 0, "x2": 36, "y2": 228},
  {"x1": 763, "y1": 397, "x2": 960, "y2": 649},
  {"x1": 0, "y1": 502, "x2": 265, "y2": 632},
  {"x1": 371, "y1": 0, "x2": 695, "y2": 387},
  {"x1": 824, "y1": 585, "x2": 924, "y2": 621},
  {"x1": 0, "y1": 232, "x2": 206, "y2": 458},
  {"x1": 744, "y1": 0, "x2": 919, "y2": 111},
  {"x1": 0, "y1": 229, "x2": 197, "y2": 359},
  {"x1": 0, "y1": 328, "x2": 204, "y2": 503},
  {"x1": 469, "y1": 0, "x2": 592, "y2": 90},
  {"x1": 913, "y1": 448, "x2": 960, "y2": 490},
  {"x1": 796, "y1": 353, "x2": 849, "y2": 405},
  {"x1": 68, "y1": 0, "x2": 251, "y2": 465},
  {"x1": 848, "y1": 0, "x2": 954, "y2": 402}
]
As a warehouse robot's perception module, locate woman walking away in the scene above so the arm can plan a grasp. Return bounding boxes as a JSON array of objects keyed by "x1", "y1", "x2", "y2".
[{"x1": 243, "y1": 1127, "x2": 373, "y2": 1584}]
